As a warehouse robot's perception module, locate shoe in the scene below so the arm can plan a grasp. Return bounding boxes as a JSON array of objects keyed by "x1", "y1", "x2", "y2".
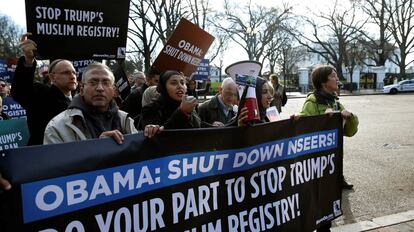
[{"x1": 342, "y1": 179, "x2": 354, "y2": 190}]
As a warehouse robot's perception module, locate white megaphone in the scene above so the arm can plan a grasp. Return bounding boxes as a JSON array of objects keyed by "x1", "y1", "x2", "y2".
[{"x1": 225, "y1": 61, "x2": 262, "y2": 123}]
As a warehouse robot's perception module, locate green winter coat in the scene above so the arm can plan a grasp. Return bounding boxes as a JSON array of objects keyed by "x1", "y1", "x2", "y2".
[{"x1": 300, "y1": 93, "x2": 358, "y2": 137}]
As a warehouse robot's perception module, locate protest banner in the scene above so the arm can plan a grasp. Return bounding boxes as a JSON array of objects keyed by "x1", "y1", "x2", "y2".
[
  {"x1": 151, "y1": 18, "x2": 215, "y2": 77},
  {"x1": 192, "y1": 59, "x2": 210, "y2": 81},
  {"x1": 72, "y1": 59, "x2": 101, "y2": 81},
  {"x1": 0, "y1": 114, "x2": 343, "y2": 231},
  {"x1": 0, "y1": 58, "x2": 17, "y2": 82},
  {"x1": 2, "y1": 96, "x2": 27, "y2": 119},
  {"x1": 24, "y1": 0, "x2": 130, "y2": 60},
  {"x1": 0, "y1": 59, "x2": 9, "y2": 81},
  {"x1": 0, "y1": 118, "x2": 29, "y2": 151},
  {"x1": 113, "y1": 63, "x2": 131, "y2": 101}
]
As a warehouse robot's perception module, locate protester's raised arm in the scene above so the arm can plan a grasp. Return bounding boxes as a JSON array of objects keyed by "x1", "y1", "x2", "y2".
[{"x1": 19, "y1": 32, "x2": 37, "y2": 65}]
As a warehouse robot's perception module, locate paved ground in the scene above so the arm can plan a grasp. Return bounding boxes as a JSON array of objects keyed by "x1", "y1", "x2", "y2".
[{"x1": 281, "y1": 92, "x2": 414, "y2": 231}]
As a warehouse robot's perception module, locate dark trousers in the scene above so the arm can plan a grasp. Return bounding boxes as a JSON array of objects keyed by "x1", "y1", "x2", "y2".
[{"x1": 317, "y1": 222, "x2": 332, "y2": 232}]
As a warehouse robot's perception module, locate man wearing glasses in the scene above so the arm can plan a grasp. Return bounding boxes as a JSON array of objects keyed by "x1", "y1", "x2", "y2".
[
  {"x1": 0, "y1": 80, "x2": 10, "y2": 98},
  {"x1": 198, "y1": 77, "x2": 238, "y2": 126},
  {"x1": 11, "y1": 33, "x2": 78, "y2": 145},
  {"x1": 0, "y1": 63, "x2": 137, "y2": 193},
  {"x1": 43, "y1": 62, "x2": 137, "y2": 144}
]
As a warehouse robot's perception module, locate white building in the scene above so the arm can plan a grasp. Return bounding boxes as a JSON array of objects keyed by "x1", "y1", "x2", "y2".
[{"x1": 294, "y1": 44, "x2": 401, "y2": 90}]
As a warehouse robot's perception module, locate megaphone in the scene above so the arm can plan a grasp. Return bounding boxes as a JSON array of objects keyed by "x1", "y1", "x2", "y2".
[{"x1": 225, "y1": 61, "x2": 262, "y2": 123}]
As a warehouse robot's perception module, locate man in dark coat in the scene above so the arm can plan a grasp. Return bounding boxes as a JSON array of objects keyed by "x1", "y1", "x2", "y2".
[
  {"x1": 11, "y1": 33, "x2": 78, "y2": 145},
  {"x1": 120, "y1": 68, "x2": 160, "y2": 128},
  {"x1": 198, "y1": 77, "x2": 238, "y2": 126}
]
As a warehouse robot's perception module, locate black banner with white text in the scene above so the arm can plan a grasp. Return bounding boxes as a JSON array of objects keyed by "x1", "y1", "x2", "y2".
[
  {"x1": 0, "y1": 114, "x2": 343, "y2": 231},
  {"x1": 25, "y1": 0, "x2": 130, "y2": 60}
]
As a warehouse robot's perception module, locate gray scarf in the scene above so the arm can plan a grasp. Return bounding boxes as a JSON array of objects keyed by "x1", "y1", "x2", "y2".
[{"x1": 69, "y1": 95, "x2": 122, "y2": 138}]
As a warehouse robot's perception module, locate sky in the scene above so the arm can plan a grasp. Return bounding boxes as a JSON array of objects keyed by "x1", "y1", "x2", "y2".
[
  {"x1": 1, "y1": 0, "x2": 335, "y2": 30},
  {"x1": 0, "y1": 0, "x2": 336, "y2": 69},
  {"x1": 1, "y1": 0, "x2": 412, "y2": 71},
  {"x1": 0, "y1": 0, "x2": 26, "y2": 27}
]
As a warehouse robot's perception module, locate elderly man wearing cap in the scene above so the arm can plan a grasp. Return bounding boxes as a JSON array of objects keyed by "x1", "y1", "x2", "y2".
[
  {"x1": 11, "y1": 33, "x2": 78, "y2": 145},
  {"x1": 128, "y1": 71, "x2": 146, "y2": 91},
  {"x1": 121, "y1": 68, "x2": 160, "y2": 129}
]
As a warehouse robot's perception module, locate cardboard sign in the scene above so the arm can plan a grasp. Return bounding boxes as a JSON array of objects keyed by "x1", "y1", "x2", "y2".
[
  {"x1": 151, "y1": 18, "x2": 215, "y2": 76},
  {"x1": 25, "y1": 0, "x2": 130, "y2": 60}
]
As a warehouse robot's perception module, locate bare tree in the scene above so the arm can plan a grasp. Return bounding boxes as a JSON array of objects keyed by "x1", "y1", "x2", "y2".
[
  {"x1": 127, "y1": 0, "x2": 189, "y2": 72},
  {"x1": 185, "y1": 0, "x2": 209, "y2": 29},
  {"x1": 263, "y1": 30, "x2": 297, "y2": 75},
  {"x1": 146, "y1": 0, "x2": 188, "y2": 45},
  {"x1": 186, "y1": 0, "x2": 229, "y2": 63},
  {"x1": 290, "y1": 1, "x2": 366, "y2": 82},
  {"x1": 344, "y1": 41, "x2": 367, "y2": 92},
  {"x1": 353, "y1": 0, "x2": 393, "y2": 66},
  {"x1": 276, "y1": 44, "x2": 307, "y2": 86},
  {"x1": 0, "y1": 14, "x2": 22, "y2": 59},
  {"x1": 126, "y1": 52, "x2": 144, "y2": 73},
  {"x1": 212, "y1": 0, "x2": 291, "y2": 62},
  {"x1": 128, "y1": 0, "x2": 160, "y2": 73},
  {"x1": 385, "y1": 0, "x2": 414, "y2": 79},
  {"x1": 265, "y1": 40, "x2": 282, "y2": 74}
]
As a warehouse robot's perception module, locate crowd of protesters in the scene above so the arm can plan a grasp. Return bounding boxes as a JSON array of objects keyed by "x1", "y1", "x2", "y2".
[{"x1": 0, "y1": 33, "x2": 359, "y2": 232}]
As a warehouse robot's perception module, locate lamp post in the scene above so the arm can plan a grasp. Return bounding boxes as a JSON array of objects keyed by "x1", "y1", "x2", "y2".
[{"x1": 219, "y1": 59, "x2": 223, "y2": 82}]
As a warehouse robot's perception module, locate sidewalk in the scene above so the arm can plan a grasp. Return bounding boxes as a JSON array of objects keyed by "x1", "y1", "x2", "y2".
[
  {"x1": 332, "y1": 210, "x2": 414, "y2": 232},
  {"x1": 287, "y1": 88, "x2": 384, "y2": 98}
]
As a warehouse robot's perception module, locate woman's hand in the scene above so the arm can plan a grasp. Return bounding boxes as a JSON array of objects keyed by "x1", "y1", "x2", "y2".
[
  {"x1": 290, "y1": 114, "x2": 300, "y2": 121},
  {"x1": 179, "y1": 95, "x2": 197, "y2": 114},
  {"x1": 324, "y1": 108, "x2": 335, "y2": 117},
  {"x1": 144, "y1": 125, "x2": 163, "y2": 138},
  {"x1": 238, "y1": 107, "x2": 249, "y2": 126},
  {"x1": 341, "y1": 110, "x2": 353, "y2": 120}
]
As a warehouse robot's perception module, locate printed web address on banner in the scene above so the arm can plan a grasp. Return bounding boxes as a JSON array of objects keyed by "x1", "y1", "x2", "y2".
[{"x1": 21, "y1": 129, "x2": 338, "y2": 223}]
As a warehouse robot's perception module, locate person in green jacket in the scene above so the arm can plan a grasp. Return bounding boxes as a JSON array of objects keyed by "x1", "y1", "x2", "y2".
[
  {"x1": 299, "y1": 64, "x2": 358, "y2": 232},
  {"x1": 300, "y1": 65, "x2": 358, "y2": 137}
]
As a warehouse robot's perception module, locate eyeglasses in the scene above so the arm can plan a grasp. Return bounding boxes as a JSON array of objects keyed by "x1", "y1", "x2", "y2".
[
  {"x1": 85, "y1": 79, "x2": 113, "y2": 88},
  {"x1": 53, "y1": 70, "x2": 77, "y2": 76}
]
